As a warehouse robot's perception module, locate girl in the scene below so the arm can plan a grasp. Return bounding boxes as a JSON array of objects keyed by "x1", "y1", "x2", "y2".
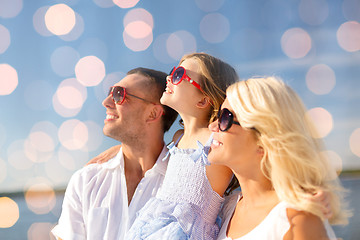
[{"x1": 125, "y1": 53, "x2": 239, "y2": 239}]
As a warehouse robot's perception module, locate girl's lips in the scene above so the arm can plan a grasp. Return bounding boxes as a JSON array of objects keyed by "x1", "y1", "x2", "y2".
[{"x1": 165, "y1": 86, "x2": 173, "y2": 94}]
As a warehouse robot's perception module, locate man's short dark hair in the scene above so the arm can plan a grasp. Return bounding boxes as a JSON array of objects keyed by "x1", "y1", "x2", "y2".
[{"x1": 127, "y1": 67, "x2": 178, "y2": 133}]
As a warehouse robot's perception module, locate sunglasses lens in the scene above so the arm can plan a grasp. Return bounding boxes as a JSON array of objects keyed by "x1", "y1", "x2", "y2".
[
  {"x1": 172, "y1": 67, "x2": 184, "y2": 85},
  {"x1": 219, "y1": 109, "x2": 232, "y2": 131},
  {"x1": 112, "y1": 86, "x2": 125, "y2": 104}
]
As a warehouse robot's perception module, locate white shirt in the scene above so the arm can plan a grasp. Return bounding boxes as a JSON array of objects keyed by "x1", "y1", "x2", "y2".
[
  {"x1": 217, "y1": 191, "x2": 337, "y2": 240},
  {"x1": 51, "y1": 146, "x2": 168, "y2": 240}
]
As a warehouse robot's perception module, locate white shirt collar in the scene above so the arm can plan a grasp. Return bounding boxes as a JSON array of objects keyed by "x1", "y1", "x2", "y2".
[{"x1": 101, "y1": 145, "x2": 168, "y2": 175}]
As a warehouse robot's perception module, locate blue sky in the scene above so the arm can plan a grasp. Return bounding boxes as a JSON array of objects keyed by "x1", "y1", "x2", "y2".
[{"x1": 0, "y1": 0, "x2": 359, "y2": 193}]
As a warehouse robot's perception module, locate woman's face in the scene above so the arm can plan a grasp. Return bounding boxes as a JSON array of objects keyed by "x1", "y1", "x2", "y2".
[
  {"x1": 208, "y1": 98, "x2": 261, "y2": 171},
  {"x1": 160, "y1": 58, "x2": 204, "y2": 112}
]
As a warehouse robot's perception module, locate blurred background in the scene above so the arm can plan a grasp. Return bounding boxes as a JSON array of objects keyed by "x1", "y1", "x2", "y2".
[{"x1": 0, "y1": 0, "x2": 359, "y2": 239}]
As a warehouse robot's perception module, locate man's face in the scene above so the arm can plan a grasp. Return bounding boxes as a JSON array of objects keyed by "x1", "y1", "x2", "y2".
[{"x1": 102, "y1": 73, "x2": 151, "y2": 144}]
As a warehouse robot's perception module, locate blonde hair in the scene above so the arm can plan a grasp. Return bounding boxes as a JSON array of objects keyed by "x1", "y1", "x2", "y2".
[
  {"x1": 227, "y1": 76, "x2": 351, "y2": 225},
  {"x1": 179, "y1": 52, "x2": 239, "y2": 123}
]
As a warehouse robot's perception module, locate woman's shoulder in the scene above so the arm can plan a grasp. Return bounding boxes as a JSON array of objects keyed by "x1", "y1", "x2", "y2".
[{"x1": 283, "y1": 207, "x2": 330, "y2": 240}]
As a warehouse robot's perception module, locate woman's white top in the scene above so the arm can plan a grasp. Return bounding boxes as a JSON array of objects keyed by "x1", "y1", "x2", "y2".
[{"x1": 217, "y1": 192, "x2": 337, "y2": 240}]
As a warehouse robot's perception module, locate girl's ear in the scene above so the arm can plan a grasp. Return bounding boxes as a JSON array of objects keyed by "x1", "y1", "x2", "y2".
[
  {"x1": 196, "y1": 96, "x2": 212, "y2": 109},
  {"x1": 146, "y1": 105, "x2": 164, "y2": 123}
]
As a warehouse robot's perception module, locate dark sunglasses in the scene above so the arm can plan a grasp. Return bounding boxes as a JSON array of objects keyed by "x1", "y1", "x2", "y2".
[
  {"x1": 217, "y1": 107, "x2": 241, "y2": 132},
  {"x1": 108, "y1": 86, "x2": 156, "y2": 105},
  {"x1": 168, "y1": 66, "x2": 202, "y2": 91},
  {"x1": 217, "y1": 107, "x2": 259, "y2": 133}
]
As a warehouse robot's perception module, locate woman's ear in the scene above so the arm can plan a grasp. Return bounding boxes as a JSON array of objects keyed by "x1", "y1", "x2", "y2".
[
  {"x1": 196, "y1": 96, "x2": 212, "y2": 109},
  {"x1": 146, "y1": 104, "x2": 164, "y2": 123},
  {"x1": 257, "y1": 146, "x2": 264, "y2": 156}
]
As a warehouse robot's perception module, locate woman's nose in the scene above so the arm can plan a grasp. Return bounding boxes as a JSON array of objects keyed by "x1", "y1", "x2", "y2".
[{"x1": 208, "y1": 120, "x2": 219, "y2": 132}]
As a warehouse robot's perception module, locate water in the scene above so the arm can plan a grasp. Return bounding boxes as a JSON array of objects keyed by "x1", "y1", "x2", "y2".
[{"x1": 1, "y1": 177, "x2": 359, "y2": 240}]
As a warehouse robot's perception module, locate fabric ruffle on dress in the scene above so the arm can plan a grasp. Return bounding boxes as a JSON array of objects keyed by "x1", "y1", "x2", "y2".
[{"x1": 126, "y1": 135, "x2": 224, "y2": 240}]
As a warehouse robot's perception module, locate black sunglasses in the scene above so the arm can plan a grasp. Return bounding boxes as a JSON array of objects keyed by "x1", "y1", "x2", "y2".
[
  {"x1": 168, "y1": 66, "x2": 202, "y2": 91},
  {"x1": 217, "y1": 107, "x2": 259, "y2": 133},
  {"x1": 217, "y1": 107, "x2": 241, "y2": 132},
  {"x1": 108, "y1": 86, "x2": 156, "y2": 105}
]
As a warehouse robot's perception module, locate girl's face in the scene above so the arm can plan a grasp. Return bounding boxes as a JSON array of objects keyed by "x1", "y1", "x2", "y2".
[
  {"x1": 160, "y1": 58, "x2": 204, "y2": 112},
  {"x1": 208, "y1": 98, "x2": 261, "y2": 171}
]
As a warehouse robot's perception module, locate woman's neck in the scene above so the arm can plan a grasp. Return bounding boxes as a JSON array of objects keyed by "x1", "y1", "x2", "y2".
[{"x1": 235, "y1": 173, "x2": 278, "y2": 207}]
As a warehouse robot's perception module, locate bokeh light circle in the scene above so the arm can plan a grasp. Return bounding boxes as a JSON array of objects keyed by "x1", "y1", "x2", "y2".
[
  {"x1": 321, "y1": 150, "x2": 343, "y2": 177},
  {"x1": 281, "y1": 28, "x2": 312, "y2": 59},
  {"x1": 350, "y1": 128, "x2": 360, "y2": 157},
  {"x1": 337, "y1": 21, "x2": 360, "y2": 52},
  {"x1": 0, "y1": 64, "x2": 18, "y2": 95},
  {"x1": 306, "y1": 64, "x2": 336, "y2": 95},
  {"x1": 113, "y1": 0, "x2": 140, "y2": 8},
  {"x1": 0, "y1": 197, "x2": 19, "y2": 228},
  {"x1": 125, "y1": 21, "x2": 152, "y2": 38},
  {"x1": 153, "y1": 33, "x2": 175, "y2": 64},
  {"x1": 166, "y1": 31, "x2": 197, "y2": 61},
  {"x1": 124, "y1": 8, "x2": 154, "y2": 29},
  {"x1": 45, "y1": 4, "x2": 76, "y2": 35},
  {"x1": 0, "y1": 25, "x2": 10, "y2": 54},
  {"x1": 75, "y1": 56, "x2": 106, "y2": 86},
  {"x1": 298, "y1": 0, "x2": 329, "y2": 26},
  {"x1": 200, "y1": 13, "x2": 230, "y2": 43},
  {"x1": 27, "y1": 222, "x2": 55, "y2": 240},
  {"x1": 305, "y1": 107, "x2": 333, "y2": 138},
  {"x1": 123, "y1": 8, "x2": 154, "y2": 52},
  {"x1": 25, "y1": 183, "x2": 56, "y2": 214},
  {"x1": 58, "y1": 12, "x2": 84, "y2": 42},
  {"x1": 33, "y1": 6, "x2": 53, "y2": 37},
  {"x1": 0, "y1": 0, "x2": 23, "y2": 18},
  {"x1": 53, "y1": 78, "x2": 87, "y2": 117},
  {"x1": 123, "y1": 30, "x2": 153, "y2": 52},
  {"x1": 58, "y1": 119, "x2": 89, "y2": 150}
]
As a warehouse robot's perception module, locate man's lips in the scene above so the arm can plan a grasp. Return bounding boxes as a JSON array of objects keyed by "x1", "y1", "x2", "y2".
[{"x1": 105, "y1": 113, "x2": 119, "y2": 120}]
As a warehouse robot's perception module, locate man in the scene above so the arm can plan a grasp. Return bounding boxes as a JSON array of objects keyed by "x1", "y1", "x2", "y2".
[{"x1": 51, "y1": 68, "x2": 178, "y2": 240}]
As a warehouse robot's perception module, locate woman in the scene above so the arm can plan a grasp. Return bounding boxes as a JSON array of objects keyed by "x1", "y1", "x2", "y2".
[{"x1": 208, "y1": 77, "x2": 351, "y2": 240}]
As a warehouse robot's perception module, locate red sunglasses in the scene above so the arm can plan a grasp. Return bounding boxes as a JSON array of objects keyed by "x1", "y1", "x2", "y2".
[
  {"x1": 168, "y1": 66, "x2": 202, "y2": 91},
  {"x1": 108, "y1": 86, "x2": 156, "y2": 105}
]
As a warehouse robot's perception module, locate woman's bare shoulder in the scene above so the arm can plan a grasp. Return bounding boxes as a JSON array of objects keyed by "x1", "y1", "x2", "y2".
[{"x1": 284, "y1": 208, "x2": 329, "y2": 240}]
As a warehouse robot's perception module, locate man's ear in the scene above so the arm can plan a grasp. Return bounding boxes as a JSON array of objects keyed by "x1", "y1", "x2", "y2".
[
  {"x1": 146, "y1": 105, "x2": 164, "y2": 123},
  {"x1": 196, "y1": 96, "x2": 212, "y2": 109}
]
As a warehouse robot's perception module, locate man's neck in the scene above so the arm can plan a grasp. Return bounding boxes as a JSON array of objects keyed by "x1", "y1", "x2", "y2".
[{"x1": 121, "y1": 140, "x2": 165, "y2": 205}]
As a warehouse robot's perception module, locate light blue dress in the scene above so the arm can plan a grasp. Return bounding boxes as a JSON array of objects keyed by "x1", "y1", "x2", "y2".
[{"x1": 126, "y1": 135, "x2": 224, "y2": 240}]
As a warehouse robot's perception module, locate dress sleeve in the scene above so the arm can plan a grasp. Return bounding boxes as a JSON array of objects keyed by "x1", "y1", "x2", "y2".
[{"x1": 51, "y1": 170, "x2": 87, "y2": 240}]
